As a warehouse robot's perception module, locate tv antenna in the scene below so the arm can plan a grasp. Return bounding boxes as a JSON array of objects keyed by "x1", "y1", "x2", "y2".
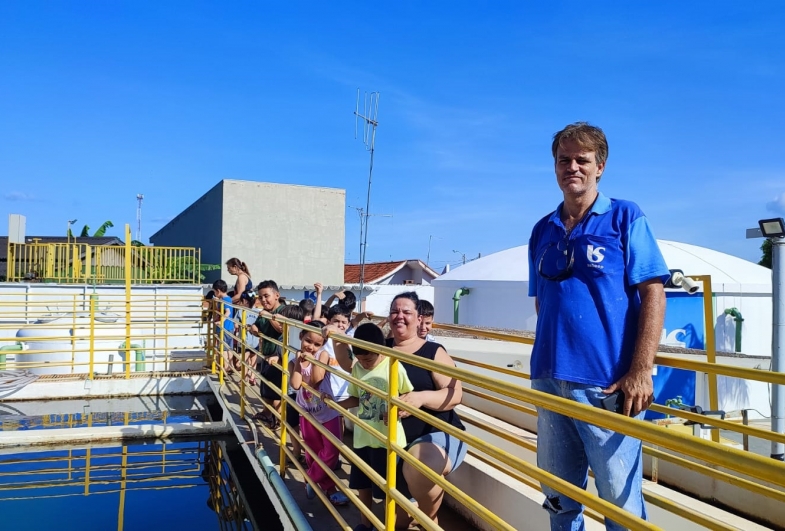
[
  {"x1": 349, "y1": 206, "x2": 392, "y2": 264},
  {"x1": 354, "y1": 89, "x2": 380, "y2": 298},
  {"x1": 136, "y1": 194, "x2": 144, "y2": 242}
]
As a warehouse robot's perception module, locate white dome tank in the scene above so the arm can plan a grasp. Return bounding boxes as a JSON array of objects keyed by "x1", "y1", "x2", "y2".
[{"x1": 16, "y1": 312, "x2": 123, "y2": 375}]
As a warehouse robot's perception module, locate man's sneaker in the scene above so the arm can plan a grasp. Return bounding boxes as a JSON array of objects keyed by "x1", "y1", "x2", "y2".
[{"x1": 305, "y1": 483, "x2": 316, "y2": 500}]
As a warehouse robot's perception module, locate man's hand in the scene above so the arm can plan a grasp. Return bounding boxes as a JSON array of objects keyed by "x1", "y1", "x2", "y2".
[{"x1": 603, "y1": 369, "x2": 654, "y2": 417}]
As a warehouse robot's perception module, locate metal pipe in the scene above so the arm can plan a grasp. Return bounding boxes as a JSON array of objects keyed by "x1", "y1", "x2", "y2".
[
  {"x1": 692, "y1": 274, "x2": 720, "y2": 443},
  {"x1": 453, "y1": 287, "x2": 470, "y2": 324},
  {"x1": 723, "y1": 307, "x2": 744, "y2": 353},
  {"x1": 255, "y1": 448, "x2": 315, "y2": 531},
  {"x1": 772, "y1": 237, "x2": 785, "y2": 460},
  {"x1": 0, "y1": 344, "x2": 23, "y2": 370}
]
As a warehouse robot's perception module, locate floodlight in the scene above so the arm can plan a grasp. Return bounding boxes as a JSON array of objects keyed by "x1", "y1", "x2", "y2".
[{"x1": 758, "y1": 218, "x2": 785, "y2": 238}]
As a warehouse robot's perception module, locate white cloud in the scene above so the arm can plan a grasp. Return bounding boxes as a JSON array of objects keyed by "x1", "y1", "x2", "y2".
[
  {"x1": 766, "y1": 192, "x2": 785, "y2": 215},
  {"x1": 3, "y1": 191, "x2": 36, "y2": 202}
]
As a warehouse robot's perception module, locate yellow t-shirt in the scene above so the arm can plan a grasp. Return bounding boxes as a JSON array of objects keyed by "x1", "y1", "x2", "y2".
[{"x1": 348, "y1": 356, "x2": 414, "y2": 449}]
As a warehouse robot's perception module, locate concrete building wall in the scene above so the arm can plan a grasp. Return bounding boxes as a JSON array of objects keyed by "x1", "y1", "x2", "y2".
[
  {"x1": 386, "y1": 265, "x2": 433, "y2": 286},
  {"x1": 150, "y1": 182, "x2": 224, "y2": 283},
  {"x1": 220, "y1": 180, "x2": 345, "y2": 286},
  {"x1": 387, "y1": 267, "x2": 411, "y2": 285}
]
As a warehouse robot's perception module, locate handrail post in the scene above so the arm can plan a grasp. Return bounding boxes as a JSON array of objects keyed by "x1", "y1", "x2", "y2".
[
  {"x1": 742, "y1": 409, "x2": 750, "y2": 452},
  {"x1": 7, "y1": 242, "x2": 14, "y2": 281},
  {"x1": 694, "y1": 274, "x2": 720, "y2": 443},
  {"x1": 279, "y1": 320, "x2": 290, "y2": 476},
  {"x1": 240, "y1": 308, "x2": 247, "y2": 418},
  {"x1": 385, "y1": 355, "x2": 400, "y2": 530},
  {"x1": 209, "y1": 303, "x2": 216, "y2": 375},
  {"x1": 219, "y1": 321, "x2": 225, "y2": 386},
  {"x1": 124, "y1": 224, "x2": 132, "y2": 379},
  {"x1": 89, "y1": 295, "x2": 96, "y2": 378},
  {"x1": 71, "y1": 294, "x2": 77, "y2": 374}
]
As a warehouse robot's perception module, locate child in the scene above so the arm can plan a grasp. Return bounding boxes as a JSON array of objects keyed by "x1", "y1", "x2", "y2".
[
  {"x1": 326, "y1": 323, "x2": 414, "y2": 531},
  {"x1": 235, "y1": 291, "x2": 259, "y2": 385},
  {"x1": 299, "y1": 298, "x2": 316, "y2": 323},
  {"x1": 211, "y1": 280, "x2": 235, "y2": 373},
  {"x1": 313, "y1": 283, "x2": 356, "y2": 321},
  {"x1": 272, "y1": 304, "x2": 307, "y2": 465},
  {"x1": 289, "y1": 320, "x2": 349, "y2": 506},
  {"x1": 416, "y1": 299, "x2": 436, "y2": 342},
  {"x1": 319, "y1": 306, "x2": 353, "y2": 444}
]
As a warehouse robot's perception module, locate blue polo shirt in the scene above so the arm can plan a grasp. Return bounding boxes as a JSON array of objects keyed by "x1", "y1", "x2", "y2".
[{"x1": 528, "y1": 193, "x2": 669, "y2": 387}]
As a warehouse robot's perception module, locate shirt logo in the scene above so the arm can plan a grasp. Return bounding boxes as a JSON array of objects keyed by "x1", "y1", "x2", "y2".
[{"x1": 586, "y1": 245, "x2": 605, "y2": 264}]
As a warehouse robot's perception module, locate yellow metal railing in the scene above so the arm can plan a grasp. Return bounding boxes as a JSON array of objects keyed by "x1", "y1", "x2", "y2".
[
  {"x1": 6, "y1": 267, "x2": 770, "y2": 530},
  {"x1": 0, "y1": 291, "x2": 207, "y2": 377},
  {"x1": 5, "y1": 225, "x2": 201, "y2": 284},
  {"x1": 204, "y1": 297, "x2": 785, "y2": 531}
]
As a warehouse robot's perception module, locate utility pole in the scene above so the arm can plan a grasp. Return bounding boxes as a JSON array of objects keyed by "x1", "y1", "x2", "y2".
[
  {"x1": 354, "y1": 89, "x2": 380, "y2": 301},
  {"x1": 453, "y1": 250, "x2": 467, "y2": 265},
  {"x1": 427, "y1": 235, "x2": 442, "y2": 266}
]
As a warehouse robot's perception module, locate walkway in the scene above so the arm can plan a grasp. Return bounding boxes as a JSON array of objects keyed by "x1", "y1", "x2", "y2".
[{"x1": 211, "y1": 371, "x2": 473, "y2": 531}]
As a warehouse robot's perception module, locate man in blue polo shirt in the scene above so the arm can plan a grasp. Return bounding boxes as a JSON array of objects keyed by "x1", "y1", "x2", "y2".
[{"x1": 528, "y1": 122, "x2": 669, "y2": 531}]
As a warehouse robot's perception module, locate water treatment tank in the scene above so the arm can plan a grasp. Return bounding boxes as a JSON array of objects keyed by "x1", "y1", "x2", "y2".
[{"x1": 16, "y1": 312, "x2": 122, "y2": 375}]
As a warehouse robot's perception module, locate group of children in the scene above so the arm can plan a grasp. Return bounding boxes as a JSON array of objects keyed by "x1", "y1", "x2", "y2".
[{"x1": 205, "y1": 261, "x2": 438, "y2": 531}]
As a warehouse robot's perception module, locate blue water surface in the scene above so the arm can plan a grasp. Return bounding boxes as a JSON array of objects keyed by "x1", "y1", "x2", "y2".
[{"x1": 0, "y1": 439, "x2": 258, "y2": 531}]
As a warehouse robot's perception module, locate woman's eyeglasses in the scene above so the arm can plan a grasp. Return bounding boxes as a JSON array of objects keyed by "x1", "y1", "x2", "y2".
[{"x1": 538, "y1": 238, "x2": 575, "y2": 281}]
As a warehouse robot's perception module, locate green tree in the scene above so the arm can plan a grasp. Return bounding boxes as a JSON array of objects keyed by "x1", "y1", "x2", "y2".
[
  {"x1": 68, "y1": 221, "x2": 115, "y2": 238},
  {"x1": 131, "y1": 241, "x2": 220, "y2": 282},
  {"x1": 759, "y1": 239, "x2": 772, "y2": 269}
]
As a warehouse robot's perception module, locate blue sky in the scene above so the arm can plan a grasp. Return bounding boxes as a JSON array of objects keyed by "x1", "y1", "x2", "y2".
[{"x1": 1, "y1": 2, "x2": 783, "y2": 270}]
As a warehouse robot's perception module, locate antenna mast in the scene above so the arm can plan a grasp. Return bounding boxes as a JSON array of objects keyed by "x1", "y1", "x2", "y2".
[
  {"x1": 354, "y1": 89, "x2": 380, "y2": 300},
  {"x1": 136, "y1": 194, "x2": 144, "y2": 242}
]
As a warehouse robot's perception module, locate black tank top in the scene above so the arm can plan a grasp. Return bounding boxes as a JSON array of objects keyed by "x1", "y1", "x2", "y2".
[{"x1": 386, "y1": 338, "x2": 465, "y2": 443}]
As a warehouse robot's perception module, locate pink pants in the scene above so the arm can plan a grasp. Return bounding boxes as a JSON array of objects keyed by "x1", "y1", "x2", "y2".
[{"x1": 299, "y1": 415, "x2": 342, "y2": 491}]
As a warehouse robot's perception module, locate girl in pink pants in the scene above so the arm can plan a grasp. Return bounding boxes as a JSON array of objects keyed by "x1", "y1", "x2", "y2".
[{"x1": 289, "y1": 322, "x2": 348, "y2": 506}]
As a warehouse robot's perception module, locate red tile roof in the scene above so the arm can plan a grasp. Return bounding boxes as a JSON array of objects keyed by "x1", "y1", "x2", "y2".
[
  {"x1": 343, "y1": 260, "x2": 440, "y2": 284},
  {"x1": 344, "y1": 261, "x2": 406, "y2": 284}
]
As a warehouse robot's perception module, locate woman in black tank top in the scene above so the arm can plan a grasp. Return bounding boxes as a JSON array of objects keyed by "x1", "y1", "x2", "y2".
[
  {"x1": 226, "y1": 258, "x2": 252, "y2": 305},
  {"x1": 386, "y1": 292, "x2": 465, "y2": 529}
]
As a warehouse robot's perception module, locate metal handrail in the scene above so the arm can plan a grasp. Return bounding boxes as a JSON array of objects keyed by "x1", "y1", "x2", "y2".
[{"x1": 209, "y1": 308, "x2": 782, "y2": 531}]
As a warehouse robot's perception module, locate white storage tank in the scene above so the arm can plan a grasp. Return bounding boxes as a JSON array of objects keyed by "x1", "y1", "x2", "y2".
[
  {"x1": 15, "y1": 316, "x2": 72, "y2": 375},
  {"x1": 16, "y1": 312, "x2": 125, "y2": 375}
]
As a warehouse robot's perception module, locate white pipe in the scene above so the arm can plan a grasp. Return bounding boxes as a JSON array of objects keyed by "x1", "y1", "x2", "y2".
[{"x1": 772, "y1": 237, "x2": 785, "y2": 460}]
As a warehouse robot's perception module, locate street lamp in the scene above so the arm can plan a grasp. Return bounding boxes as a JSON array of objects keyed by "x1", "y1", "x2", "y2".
[
  {"x1": 759, "y1": 217, "x2": 785, "y2": 238},
  {"x1": 67, "y1": 219, "x2": 78, "y2": 244},
  {"x1": 452, "y1": 250, "x2": 467, "y2": 265},
  {"x1": 748, "y1": 217, "x2": 785, "y2": 460}
]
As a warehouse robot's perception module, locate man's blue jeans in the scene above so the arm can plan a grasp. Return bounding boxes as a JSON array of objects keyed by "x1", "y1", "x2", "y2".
[{"x1": 532, "y1": 378, "x2": 647, "y2": 531}]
